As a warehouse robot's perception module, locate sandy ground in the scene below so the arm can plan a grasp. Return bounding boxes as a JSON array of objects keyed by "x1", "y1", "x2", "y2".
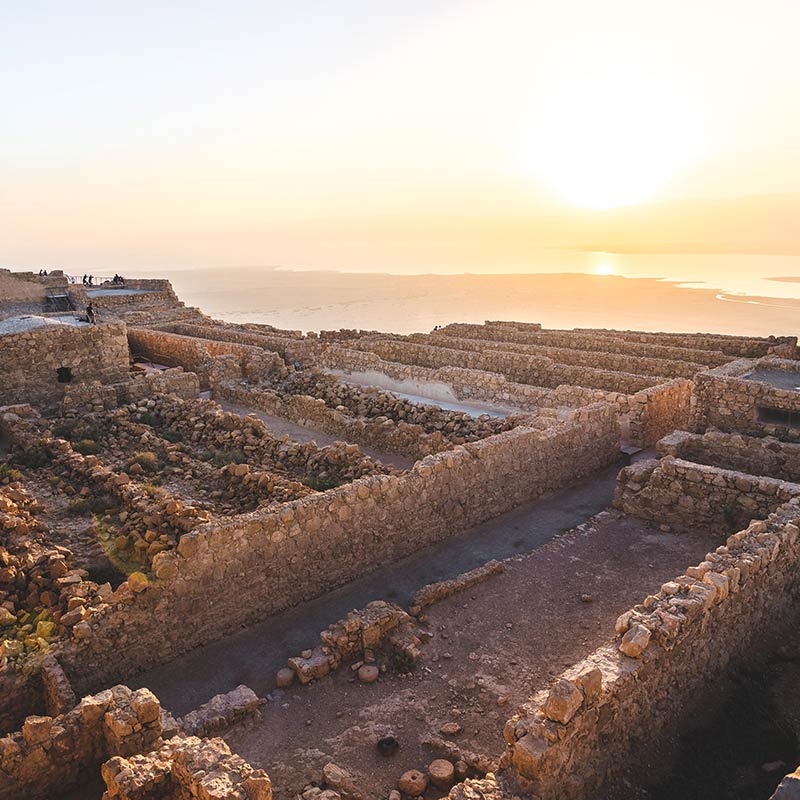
[{"x1": 219, "y1": 512, "x2": 717, "y2": 800}]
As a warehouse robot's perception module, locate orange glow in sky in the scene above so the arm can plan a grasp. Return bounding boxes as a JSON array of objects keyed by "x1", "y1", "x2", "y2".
[{"x1": 2, "y1": 1, "x2": 799, "y2": 269}]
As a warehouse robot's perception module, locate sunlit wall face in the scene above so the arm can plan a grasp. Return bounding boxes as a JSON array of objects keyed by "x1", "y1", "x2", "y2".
[{"x1": 2, "y1": 0, "x2": 800, "y2": 269}]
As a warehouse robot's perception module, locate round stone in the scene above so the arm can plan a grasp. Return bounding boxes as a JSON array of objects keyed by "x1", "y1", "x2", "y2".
[
  {"x1": 276, "y1": 668, "x2": 295, "y2": 688},
  {"x1": 398, "y1": 770, "x2": 427, "y2": 796},
  {"x1": 428, "y1": 759, "x2": 455, "y2": 789},
  {"x1": 357, "y1": 664, "x2": 379, "y2": 683}
]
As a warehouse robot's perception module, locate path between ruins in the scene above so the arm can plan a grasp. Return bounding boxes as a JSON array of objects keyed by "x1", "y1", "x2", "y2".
[{"x1": 132, "y1": 454, "x2": 644, "y2": 715}]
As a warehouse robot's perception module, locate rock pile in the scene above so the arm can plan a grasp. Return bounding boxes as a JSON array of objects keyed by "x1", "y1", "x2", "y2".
[
  {"x1": 0, "y1": 484, "x2": 107, "y2": 662},
  {"x1": 284, "y1": 601, "x2": 424, "y2": 685}
]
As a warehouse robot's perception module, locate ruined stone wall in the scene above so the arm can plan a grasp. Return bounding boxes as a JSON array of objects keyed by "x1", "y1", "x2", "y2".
[
  {"x1": 319, "y1": 345, "x2": 614, "y2": 410},
  {"x1": 572, "y1": 327, "x2": 797, "y2": 358},
  {"x1": 60, "y1": 370, "x2": 200, "y2": 416},
  {"x1": 155, "y1": 321, "x2": 316, "y2": 365},
  {"x1": 321, "y1": 346, "x2": 690, "y2": 448},
  {"x1": 436, "y1": 324, "x2": 732, "y2": 367},
  {"x1": 0, "y1": 322, "x2": 130, "y2": 407},
  {"x1": 410, "y1": 333, "x2": 705, "y2": 380},
  {"x1": 215, "y1": 383, "x2": 453, "y2": 461},
  {"x1": 351, "y1": 339, "x2": 657, "y2": 394},
  {"x1": 613, "y1": 456, "x2": 800, "y2": 533},
  {"x1": 692, "y1": 358, "x2": 800, "y2": 441},
  {"x1": 658, "y1": 430, "x2": 800, "y2": 483},
  {"x1": 126, "y1": 327, "x2": 285, "y2": 384},
  {"x1": 0, "y1": 271, "x2": 45, "y2": 303},
  {"x1": 55, "y1": 404, "x2": 620, "y2": 696},
  {"x1": 0, "y1": 684, "x2": 162, "y2": 800},
  {"x1": 499, "y1": 501, "x2": 800, "y2": 800},
  {"x1": 101, "y1": 735, "x2": 272, "y2": 800},
  {"x1": 625, "y1": 379, "x2": 694, "y2": 448}
]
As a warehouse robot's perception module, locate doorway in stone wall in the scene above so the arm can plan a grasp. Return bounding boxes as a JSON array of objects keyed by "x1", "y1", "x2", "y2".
[{"x1": 56, "y1": 366, "x2": 73, "y2": 383}]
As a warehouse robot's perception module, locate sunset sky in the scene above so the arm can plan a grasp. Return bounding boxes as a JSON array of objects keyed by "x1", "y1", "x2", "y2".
[{"x1": 3, "y1": 0, "x2": 800, "y2": 270}]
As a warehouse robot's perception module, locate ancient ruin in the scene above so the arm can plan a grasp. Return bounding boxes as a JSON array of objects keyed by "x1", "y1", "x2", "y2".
[{"x1": 1, "y1": 267, "x2": 799, "y2": 799}]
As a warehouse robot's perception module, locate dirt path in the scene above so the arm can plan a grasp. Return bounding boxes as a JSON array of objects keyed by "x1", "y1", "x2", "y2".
[
  {"x1": 130, "y1": 459, "x2": 626, "y2": 714},
  {"x1": 220, "y1": 513, "x2": 717, "y2": 800}
]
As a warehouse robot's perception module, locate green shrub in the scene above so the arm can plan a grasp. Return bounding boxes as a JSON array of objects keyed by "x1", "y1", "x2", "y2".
[
  {"x1": 211, "y1": 449, "x2": 247, "y2": 468},
  {"x1": 137, "y1": 412, "x2": 159, "y2": 427},
  {"x1": 302, "y1": 475, "x2": 342, "y2": 491},
  {"x1": 11, "y1": 447, "x2": 51, "y2": 470},
  {"x1": 128, "y1": 451, "x2": 160, "y2": 473},
  {"x1": 67, "y1": 498, "x2": 90, "y2": 515},
  {"x1": 73, "y1": 439, "x2": 101, "y2": 455},
  {"x1": 0, "y1": 464, "x2": 23, "y2": 483},
  {"x1": 160, "y1": 429, "x2": 182, "y2": 443}
]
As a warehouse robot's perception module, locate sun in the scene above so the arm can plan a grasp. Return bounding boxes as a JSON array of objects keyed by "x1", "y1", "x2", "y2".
[
  {"x1": 522, "y1": 70, "x2": 698, "y2": 209},
  {"x1": 594, "y1": 262, "x2": 614, "y2": 276}
]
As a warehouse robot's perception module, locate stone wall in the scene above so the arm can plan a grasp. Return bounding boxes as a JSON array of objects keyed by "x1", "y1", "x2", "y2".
[
  {"x1": 410, "y1": 332, "x2": 705, "y2": 380},
  {"x1": 155, "y1": 321, "x2": 316, "y2": 366},
  {"x1": 216, "y1": 383, "x2": 455, "y2": 461},
  {"x1": 436, "y1": 323, "x2": 732, "y2": 367},
  {"x1": 61, "y1": 369, "x2": 200, "y2": 416},
  {"x1": 625, "y1": 379, "x2": 694, "y2": 448},
  {"x1": 572, "y1": 327, "x2": 797, "y2": 358},
  {"x1": 658, "y1": 430, "x2": 800, "y2": 483},
  {"x1": 498, "y1": 500, "x2": 800, "y2": 799},
  {"x1": 692, "y1": 358, "x2": 800, "y2": 441},
  {"x1": 101, "y1": 735, "x2": 272, "y2": 800},
  {"x1": 127, "y1": 327, "x2": 286, "y2": 385},
  {"x1": 319, "y1": 345, "x2": 614, "y2": 411},
  {"x1": 614, "y1": 456, "x2": 800, "y2": 533},
  {"x1": 0, "y1": 684, "x2": 162, "y2": 800},
  {"x1": 53, "y1": 403, "x2": 620, "y2": 697},
  {"x1": 351, "y1": 338, "x2": 658, "y2": 394},
  {"x1": 321, "y1": 345, "x2": 691, "y2": 447},
  {"x1": 0, "y1": 321, "x2": 130, "y2": 407},
  {"x1": 0, "y1": 271, "x2": 45, "y2": 304}
]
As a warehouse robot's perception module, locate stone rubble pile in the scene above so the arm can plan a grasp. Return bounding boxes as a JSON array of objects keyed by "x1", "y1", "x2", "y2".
[
  {"x1": 0, "y1": 684, "x2": 162, "y2": 799},
  {"x1": 284, "y1": 601, "x2": 424, "y2": 685},
  {"x1": 101, "y1": 735, "x2": 272, "y2": 800},
  {"x1": 0, "y1": 484, "x2": 107, "y2": 662}
]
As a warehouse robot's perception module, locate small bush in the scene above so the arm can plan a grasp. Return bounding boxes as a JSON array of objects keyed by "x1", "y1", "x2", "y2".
[
  {"x1": 67, "y1": 498, "x2": 90, "y2": 515},
  {"x1": 137, "y1": 412, "x2": 159, "y2": 427},
  {"x1": 52, "y1": 419, "x2": 104, "y2": 443},
  {"x1": 0, "y1": 465, "x2": 23, "y2": 483},
  {"x1": 73, "y1": 439, "x2": 101, "y2": 455},
  {"x1": 211, "y1": 449, "x2": 247, "y2": 468},
  {"x1": 302, "y1": 475, "x2": 342, "y2": 491},
  {"x1": 11, "y1": 447, "x2": 51, "y2": 470},
  {"x1": 160, "y1": 429, "x2": 182, "y2": 443},
  {"x1": 128, "y1": 451, "x2": 160, "y2": 473}
]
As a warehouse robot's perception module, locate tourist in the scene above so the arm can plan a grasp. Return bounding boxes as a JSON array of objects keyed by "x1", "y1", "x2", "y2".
[
  {"x1": 82, "y1": 274, "x2": 88, "y2": 285},
  {"x1": 88, "y1": 275, "x2": 94, "y2": 286},
  {"x1": 85, "y1": 303, "x2": 97, "y2": 324}
]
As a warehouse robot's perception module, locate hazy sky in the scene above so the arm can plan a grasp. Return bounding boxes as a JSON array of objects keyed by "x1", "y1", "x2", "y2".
[{"x1": 3, "y1": 0, "x2": 800, "y2": 269}]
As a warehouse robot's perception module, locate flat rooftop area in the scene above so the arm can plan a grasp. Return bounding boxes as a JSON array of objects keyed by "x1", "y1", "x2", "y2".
[
  {"x1": 87, "y1": 288, "x2": 156, "y2": 296},
  {"x1": 0, "y1": 314, "x2": 89, "y2": 335},
  {"x1": 743, "y1": 368, "x2": 800, "y2": 392}
]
